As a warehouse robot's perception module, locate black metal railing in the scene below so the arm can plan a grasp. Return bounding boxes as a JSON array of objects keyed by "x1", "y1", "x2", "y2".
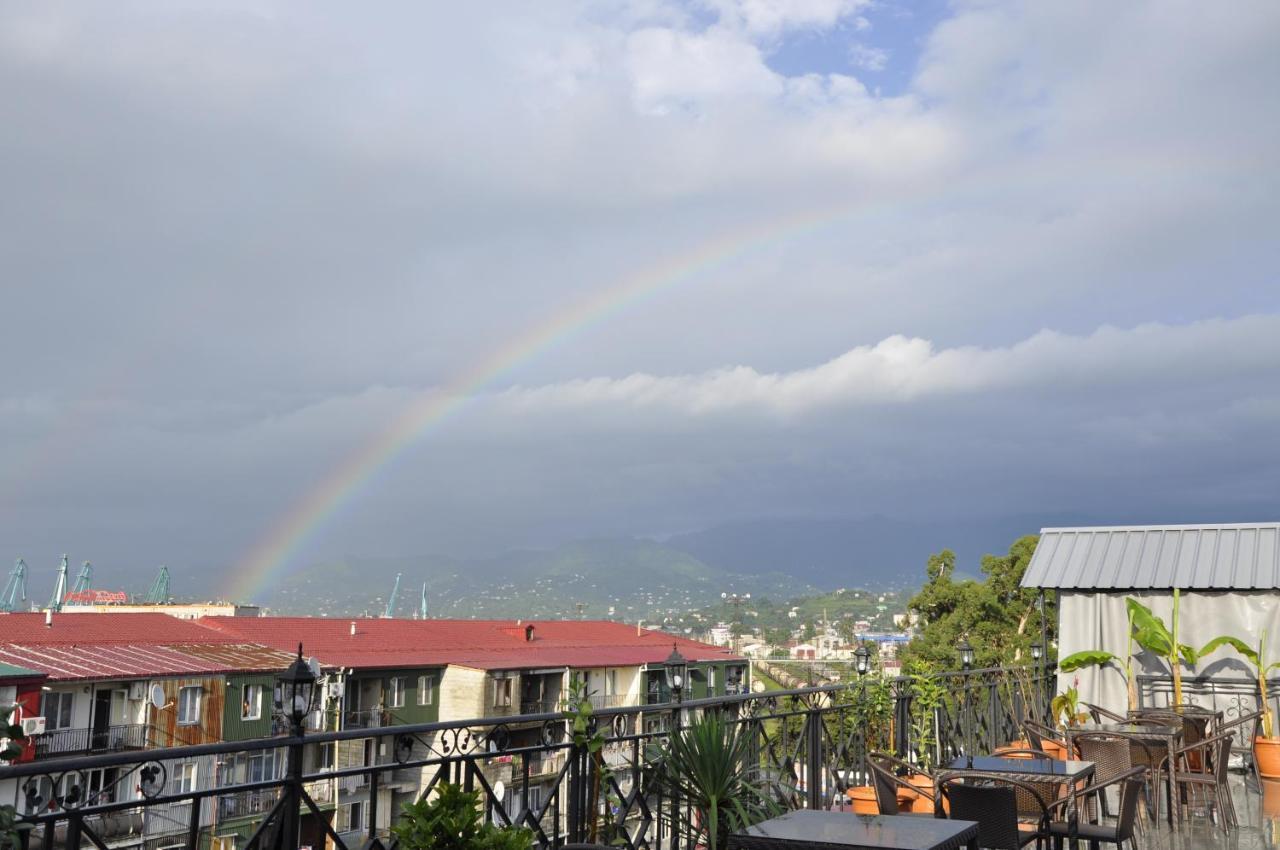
[
  {"x1": 2, "y1": 665, "x2": 1053, "y2": 850},
  {"x1": 33, "y1": 724, "x2": 149, "y2": 757}
]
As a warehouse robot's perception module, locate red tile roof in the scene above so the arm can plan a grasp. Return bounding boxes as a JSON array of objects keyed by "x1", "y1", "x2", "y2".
[
  {"x1": 0, "y1": 612, "x2": 241, "y2": 645},
  {"x1": 199, "y1": 617, "x2": 743, "y2": 671}
]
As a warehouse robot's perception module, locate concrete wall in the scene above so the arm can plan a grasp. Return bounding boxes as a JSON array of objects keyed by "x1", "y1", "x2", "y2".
[{"x1": 438, "y1": 666, "x2": 487, "y2": 722}]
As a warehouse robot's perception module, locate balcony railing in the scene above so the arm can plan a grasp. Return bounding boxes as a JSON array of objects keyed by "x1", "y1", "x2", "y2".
[
  {"x1": 32, "y1": 724, "x2": 148, "y2": 757},
  {"x1": 2, "y1": 665, "x2": 1054, "y2": 850},
  {"x1": 343, "y1": 709, "x2": 391, "y2": 729}
]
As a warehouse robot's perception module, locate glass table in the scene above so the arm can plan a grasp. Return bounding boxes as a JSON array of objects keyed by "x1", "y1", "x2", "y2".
[{"x1": 728, "y1": 811, "x2": 980, "y2": 850}]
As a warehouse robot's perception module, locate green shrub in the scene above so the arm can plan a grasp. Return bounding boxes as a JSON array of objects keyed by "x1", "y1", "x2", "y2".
[{"x1": 391, "y1": 783, "x2": 533, "y2": 850}]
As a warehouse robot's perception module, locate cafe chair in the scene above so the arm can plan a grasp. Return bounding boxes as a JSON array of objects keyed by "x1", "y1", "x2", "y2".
[
  {"x1": 1083, "y1": 702, "x2": 1128, "y2": 723},
  {"x1": 1215, "y1": 710, "x2": 1264, "y2": 784},
  {"x1": 866, "y1": 751, "x2": 934, "y2": 816},
  {"x1": 935, "y1": 772, "x2": 1051, "y2": 850},
  {"x1": 1023, "y1": 721, "x2": 1073, "y2": 758},
  {"x1": 1071, "y1": 732, "x2": 1153, "y2": 825},
  {"x1": 1168, "y1": 732, "x2": 1236, "y2": 832},
  {"x1": 1043, "y1": 766, "x2": 1147, "y2": 850}
]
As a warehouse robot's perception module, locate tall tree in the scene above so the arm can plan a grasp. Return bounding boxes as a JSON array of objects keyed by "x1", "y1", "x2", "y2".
[{"x1": 901, "y1": 535, "x2": 1055, "y2": 669}]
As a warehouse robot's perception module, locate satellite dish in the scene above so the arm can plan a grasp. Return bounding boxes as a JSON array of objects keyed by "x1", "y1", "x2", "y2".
[
  {"x1": 150, "y1": 684, "x2": 167, "y2": 709},
  {"x1": 492, "y1": 780, "x2": 505, "y2": 802},
  {"x1": 307, "y1": 657, "x2": 322, "y2": 679}
]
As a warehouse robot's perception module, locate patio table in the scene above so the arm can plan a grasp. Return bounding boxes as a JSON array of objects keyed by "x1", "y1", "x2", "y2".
[
  {"x1": 728, "y1": 811, "x2": 979, "y2": 850},
  {"x1": 941, "y1": 755, "x2": 1095, "y2": 823},
  {"x1": 1064, "y1": 721, "x2": 1182, "y2": 823}
]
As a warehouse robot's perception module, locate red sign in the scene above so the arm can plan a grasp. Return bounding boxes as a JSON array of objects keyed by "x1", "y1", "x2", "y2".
[{"x1": 62, "y1": 589, "x2": 129, "y2": 604}]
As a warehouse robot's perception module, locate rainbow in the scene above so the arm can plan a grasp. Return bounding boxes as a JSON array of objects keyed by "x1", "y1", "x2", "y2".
[{"x1": 224, "y1": 196, "x2": 893, "y2": 602}]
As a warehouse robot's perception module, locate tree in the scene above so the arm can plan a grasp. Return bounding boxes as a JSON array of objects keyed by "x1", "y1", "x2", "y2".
[{"x1": 901, "y1": 535, "x2": 1055, "y2": 670}]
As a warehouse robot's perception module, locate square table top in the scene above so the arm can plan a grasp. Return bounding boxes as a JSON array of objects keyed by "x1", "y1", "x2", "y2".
[
  {"x1": 729, "y1": 811, "x2": 979, "y2": 850},
  {"x1": 943, "y1": 755, "x2": 1093, "y2": 779},
  {"x1": 1068, "y1": 721, "x2": 1181, "y2": 737}
]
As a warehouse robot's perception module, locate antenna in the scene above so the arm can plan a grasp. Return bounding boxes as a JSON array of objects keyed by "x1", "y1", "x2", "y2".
[
  {"x1": 47, "y1": 555, "x2": 69, "y2": 612},
  {"x1": 1, "y1": 560, "x2": 27, "y2": 612}
]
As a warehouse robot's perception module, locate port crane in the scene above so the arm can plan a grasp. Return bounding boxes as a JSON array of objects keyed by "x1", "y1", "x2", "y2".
[
  {"x1": 47, "y1": 555, "x2": 69, "y2": 611},
  {"x1": 71, "y1": 561, "x2": 93, "y2": 595},
  {"x1": 382, "y1": 573, "x2": 402, "y2": 618},
  {"x1": 1, "y1": 559, "x2": 27, "y2": 611},
  {"x1": 145, "y1": 566, "x2": 170, "y2": 604},
  {"x1": 418, "y1": 582, "x2": 428, "y2": 619}
]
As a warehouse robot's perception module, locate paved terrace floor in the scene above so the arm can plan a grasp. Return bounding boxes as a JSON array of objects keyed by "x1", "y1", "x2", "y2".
[{"x1": 1125, "y1": 773, "x2": 1275, "y2": 850}]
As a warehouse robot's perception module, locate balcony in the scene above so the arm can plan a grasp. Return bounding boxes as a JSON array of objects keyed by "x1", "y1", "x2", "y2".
[
  {"x1": 8, "y1": 667, "x2": 1272, "y2": 850},
  {"x1": 343, "y1": 709, "x2": 391, "y2": 730},
  {"x1": 32, "y1": 724, "x2": 147, "y2": 758}
]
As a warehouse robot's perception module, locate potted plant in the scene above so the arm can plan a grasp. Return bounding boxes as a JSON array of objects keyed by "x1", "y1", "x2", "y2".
[
  {"x1": 0, "y1": 705, "x2": 28, "y2": 850},
  {"x1": 647, "y1": 711, "x2": 781, "y2": 850},
  {"x1": 391, "y1": 782, "x2": 534, "y2": 850},
  {"x1": 1198, "y1": 629, "x2": 1280, "y2": 778}
]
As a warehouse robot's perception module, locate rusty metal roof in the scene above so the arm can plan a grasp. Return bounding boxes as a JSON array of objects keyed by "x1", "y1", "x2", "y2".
[
  {"x1": 1022, "y1": 522, "x2": 1280, "y2": 589},
  {"x1": 0, "y1": 642, "x2": 295, "y2": 682}
]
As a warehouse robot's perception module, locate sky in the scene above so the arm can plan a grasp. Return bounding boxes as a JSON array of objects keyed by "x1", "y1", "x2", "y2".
[{"x1": 1, "y1": 1, "x2": 1278, "y2": 597}]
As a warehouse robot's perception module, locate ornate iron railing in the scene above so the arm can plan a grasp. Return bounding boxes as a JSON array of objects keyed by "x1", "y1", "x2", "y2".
[{"x1": 2, "y1": 665, "x2": 1053, "y2": 850}]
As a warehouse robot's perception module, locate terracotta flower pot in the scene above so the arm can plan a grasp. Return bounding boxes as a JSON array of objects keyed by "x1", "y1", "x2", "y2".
[
  {"x1": 1040, "y1": 739, "x2": 1068, "y2": 760},
  {"x1": 1262, "y1": 778, "x2": 1280, "y2": 817},
  {"x1": 906, "y1": 775, "x2": 936, "y2": 813},
  {"x1": 1257, "y1": 737, "x2": 1280, "y2": 780},
  {"x1": 846, "y1": 785, "x2": 878, "y2": 814}
]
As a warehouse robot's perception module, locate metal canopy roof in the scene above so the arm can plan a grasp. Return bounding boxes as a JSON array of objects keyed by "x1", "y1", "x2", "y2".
[{"x1": 1021, "y1": 523, "x2": 1280, "y2": 590}]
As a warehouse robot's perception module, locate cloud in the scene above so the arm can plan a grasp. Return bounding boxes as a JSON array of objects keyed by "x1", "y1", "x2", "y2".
[
  {"x1": 0, "y1": 1, "x2": 1277, "y2": 573},
  {"x1": 849, "y1": 43, "x2": 888, "y2": 72}
]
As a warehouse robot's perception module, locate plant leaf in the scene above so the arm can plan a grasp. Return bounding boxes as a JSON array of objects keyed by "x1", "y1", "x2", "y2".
[
  {"x1": 1199, "y1": 635, "x2": 1259, "y2": 666},
  {"x1": 1058, "y1": 650, "x2": 1117, "y2": 672}
]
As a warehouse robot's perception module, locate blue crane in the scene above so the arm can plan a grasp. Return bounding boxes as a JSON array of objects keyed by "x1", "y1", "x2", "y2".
[
  {"x1": 1, "y1": 559, "x2": 27, "y2": 611},
  {"x1": 383, "y1": 572, "x2": 402, "y2": 618},
  {"x1": 70, "y1": 561, "x2": 93, "y2": 595},
  {"x1": 47, "y1": 554, "x2": 69, "y2": 611},
  {"x1": 145, "y1": 565, "x2": 170, "y2": 604}
]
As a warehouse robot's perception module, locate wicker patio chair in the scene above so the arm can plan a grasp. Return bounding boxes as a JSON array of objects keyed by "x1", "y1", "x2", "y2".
[
  {"x1": 1043, "y1": 766, "x2": 1148, "y2": 850},
  {"x1": 1216, "y1": 710, "x2": 1264, "y2": 784},
  {"x1": 1169, "y1": 732, "x2": 1236, "y2": 832},
  {"x1": 1073, "y1": 732, "x2": 1153, "y2": 824},
  {"x1": 1022, "y1": 720, "x2": 1072, "y2": 757},
  {"x1": 1084, "y1": 701, "x2": 1128, "y2": 723},
  {"x1": 866, "y1": 751, "x2": 935, "y2": 816},
  {"x1": 935, "y1": 772, "x2": 1051, "y2": 850}
]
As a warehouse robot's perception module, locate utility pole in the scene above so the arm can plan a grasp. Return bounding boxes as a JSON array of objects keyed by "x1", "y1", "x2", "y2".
[{"x1": 721, "y1": 591, "x2": 751, "y2": 652}]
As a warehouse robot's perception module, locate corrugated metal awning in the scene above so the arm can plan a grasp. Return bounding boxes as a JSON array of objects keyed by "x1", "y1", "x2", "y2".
[{"x1": 1021, "y1": 523, "x2": 1280, "y2": 590}]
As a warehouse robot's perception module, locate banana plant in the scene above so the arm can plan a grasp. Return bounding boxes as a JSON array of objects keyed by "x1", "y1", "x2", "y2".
[
  {"x1": 1127, "y1": 591, "x2": 1198, "y2": 705},
  {"x1": 1057, "y1": 603, "x2": 1139, "y2": 710},
  {"x1": 1199, "y1": 629, "x2": 1280, "y2": 738}
]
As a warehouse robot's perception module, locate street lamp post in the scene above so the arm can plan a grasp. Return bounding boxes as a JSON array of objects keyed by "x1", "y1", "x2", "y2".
[
  {"x1": 955, "y1": 636, "x2": 975, "y2": 755},
  {"x1": 277, "y1": 644, "x2": 318, "y2": 850},
  {"x1": 854, "y1": 644, "x2": 872, "y2": 677},
  {"x1": 957, "y1": 637, "x2": 975, "y2": 671},
  {"x1": 662, "y1": 643, "x2": 688, "y2": 850},
  {"x1": 1030, "y1": 641, "x2": 1044, "y2": 720}
]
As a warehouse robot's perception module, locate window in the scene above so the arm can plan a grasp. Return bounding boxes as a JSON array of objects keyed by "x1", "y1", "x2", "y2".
[
  {"x1": 41, "y1": 691, "x2": 74, "y2": 730},
  {"x1": 241, "y1": 684, "x2": 262, "y2": 721},
  {"x1": 177, "y1": 686, "x2": 202, "y2": 725},
  {"x1": 387, "y1": 677, "x2": 405, "y2": 709},
  {"x1": 417, "y1": 675, "x2": 435, "y2": 706},
  {"x1": 246, "y1": 751, "x2": 279, "y2": 783},
  {"x1": 492, "y1": 677, "x2": 512, "y2": 708},
  {"x1": 172, "y1": 762, "x2": 197, "y2": 795},
  {"x1": 708, "y1": 667, "x2": 717, "y2": 690},
  {"x1": 342, "y1": 800, "x2": 365, "y2": 833},
  {"x1": 606, "y1": 669, "x2": 617, "y2": 697}
]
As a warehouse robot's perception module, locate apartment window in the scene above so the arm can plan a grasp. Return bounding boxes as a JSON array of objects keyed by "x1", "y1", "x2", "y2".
[
  {"x1": 172, "y1": 762, "x2": 197, "y2": 795},
  {"x1": 387, "y1": 677, "x2": 406, "y2": 709},
  {"x1": 417, "y1": 675, "x2": 435, "y2": 706},
  {"x1": 492, "y1": 677, "x2": 513, "y2": 708},
  {"x1": 177, "y1": 686, "x2": 202, "y2": 726},
  {"x1": 708, "y1": 667, "x2": 717, "y2": 690},
  {"x1": 246, "y1": 751, "x2": 278, "y2": 783},
  {"x1": 343, "y1": 800, "x2": 365, "y2": 833},
  {"x1": 41, "y1": 691, "x2": 74, "y2": 730},
  {"x1": 606, "y1": 669, "x2": 617, "y2": 697},
  {"x1": 241, "y1": 684, "x2": 263, "y2": 721}
]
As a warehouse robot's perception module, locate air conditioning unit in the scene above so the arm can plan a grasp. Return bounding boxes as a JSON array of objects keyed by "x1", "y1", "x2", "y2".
[
  {"x1": 21, "y1": 717, "x2": 45, "y2": 736},
  {"x1": 326, "y1": 681, "x2": 342, "y2": 699},
  {"x1": 128, "y1": 682, "x2": 147, "y2": 701}
]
